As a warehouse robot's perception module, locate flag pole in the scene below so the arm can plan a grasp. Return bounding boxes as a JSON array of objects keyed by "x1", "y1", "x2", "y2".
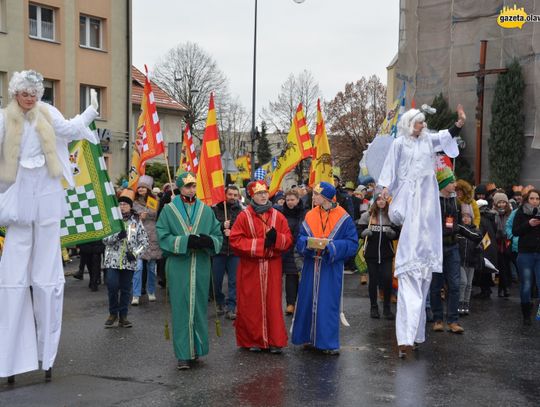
[{"x1": 162, "y1": 148, "x2": 176, "y2": 197}]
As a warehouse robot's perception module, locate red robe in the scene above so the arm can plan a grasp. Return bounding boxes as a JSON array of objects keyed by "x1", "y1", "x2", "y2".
[{"x1": 229, "y1": 205, "x2": 293, "y2": 348}]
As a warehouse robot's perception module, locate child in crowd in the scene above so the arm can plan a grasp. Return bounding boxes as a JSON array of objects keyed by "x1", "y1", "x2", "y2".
[{"x1": 457, "y1": 205, "x2": 483, "y2": 315}]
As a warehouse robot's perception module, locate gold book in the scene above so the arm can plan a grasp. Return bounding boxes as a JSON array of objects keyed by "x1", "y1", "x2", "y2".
[{"x1": 307, "y1": 237, "x2": 330, "y2": 250}]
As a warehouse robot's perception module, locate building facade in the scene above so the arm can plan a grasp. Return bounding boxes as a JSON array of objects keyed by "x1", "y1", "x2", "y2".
[
  {"x1": 392, "y1": 0, "x2": 540, "y2": 185},
  {"x1": 0, "y1": 0, "x2": 132, "y2": 180}
]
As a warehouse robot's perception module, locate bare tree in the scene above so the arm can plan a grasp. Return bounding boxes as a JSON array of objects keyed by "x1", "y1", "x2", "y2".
[
  {"x1": 262, "y1": 70, "x2": 320, "y2": 140},
  {"x1": 325, "y1": 75, "x2": 386, "y2": 182},
  {"x1": 152, "y1": 42, "x2": 230, "y2": 141},
  {"x1": 216, "y1": 96, "x2": 251, "y2": 159}
]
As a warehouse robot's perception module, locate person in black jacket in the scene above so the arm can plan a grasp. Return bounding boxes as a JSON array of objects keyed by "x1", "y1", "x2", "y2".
[
  {"x1": 511, "y1": 189, "x2": 540, "y2": 325},
  {"x1": 457, "y1": 205, "x2": 483, "y2": 315},
  {"x1": 431, "y1": 170, "x2": 464, "y2": 334},
  {"x1": 211, "y1": 185, "x2": 243, "y2": 320},
  {"x1": 474, "y1": 200, "x2": 498, "y2": 299},
  {"x1": 73, "y1": 240, "x2": 105, "y2": 291},
  {"x1": 358, "y1": 193, "x2": 399, "y2": 319},
  {"x1": 279, "y1": 189, "x2": 306, "y2": 314}
]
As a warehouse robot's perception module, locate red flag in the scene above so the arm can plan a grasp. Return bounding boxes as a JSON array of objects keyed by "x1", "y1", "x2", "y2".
[
  {"x1": 135, "y1": 65, "x2": 164, "y2": 174},
  {"x1": 196, "y1": 93, "x2": 225, "y2": 205},
  {"x1": 179, "y1": 124, "x2": 199, "y2": 174}
]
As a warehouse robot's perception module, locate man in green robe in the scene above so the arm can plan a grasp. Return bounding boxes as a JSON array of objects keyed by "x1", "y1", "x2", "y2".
[{"x1": 156, "y1": 171, "x2": 223, "y2": 370}]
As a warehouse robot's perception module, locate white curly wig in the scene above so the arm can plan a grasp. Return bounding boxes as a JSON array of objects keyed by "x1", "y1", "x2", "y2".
[
  {"x1": 8, "y1": 70, "x2": 45, "y2": 100},
  {"x1": 397, "y1": 108, "x2": 426, "y2": 138}
]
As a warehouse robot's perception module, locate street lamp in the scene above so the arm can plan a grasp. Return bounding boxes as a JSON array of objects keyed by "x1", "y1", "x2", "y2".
[{"x1": 250, "y1": 0, "x2": 305, "y2": 180}]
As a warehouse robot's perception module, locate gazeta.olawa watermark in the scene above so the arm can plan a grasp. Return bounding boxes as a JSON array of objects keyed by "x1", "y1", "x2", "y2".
[{"x1": 497, "y1": 5, "x2": 540, "y2": 29}]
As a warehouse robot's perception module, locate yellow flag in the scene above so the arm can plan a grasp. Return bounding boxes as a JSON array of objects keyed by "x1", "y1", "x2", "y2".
[
  {"x1": 268, "y1": 103, "x2": 312, "y2": 197},
  {"x1": 309, "y1": 99, "x2": 333, "y2": 186},
  {"x1": 481, "y1": 232, "x2": 491, "y2": 250},
  {"x1": 146, "y1": 196, "x2": 158, "y2": 211},
  {"x1": 233, "y1": 155, "x2": 251, "y2": 181}
]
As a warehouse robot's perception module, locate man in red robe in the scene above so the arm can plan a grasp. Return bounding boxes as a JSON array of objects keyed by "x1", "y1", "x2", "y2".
[{"x1": 229, "y1": 180, "x2": 293, "y2": 353}]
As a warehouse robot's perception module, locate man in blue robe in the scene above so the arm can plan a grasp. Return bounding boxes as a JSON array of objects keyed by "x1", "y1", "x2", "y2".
[{"x1": 291, "y1": 182, "x2": 358, "y2": 354}]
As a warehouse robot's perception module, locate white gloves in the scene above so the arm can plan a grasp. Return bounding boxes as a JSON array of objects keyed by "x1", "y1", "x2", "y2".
[{"x1": 90, "y1": 89, "x2": 99, "y2": 112}]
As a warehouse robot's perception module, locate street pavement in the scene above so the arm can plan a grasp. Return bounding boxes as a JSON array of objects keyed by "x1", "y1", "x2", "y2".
[{"x1": 1, "y1": 259, "x2": 539, "y2": 407}]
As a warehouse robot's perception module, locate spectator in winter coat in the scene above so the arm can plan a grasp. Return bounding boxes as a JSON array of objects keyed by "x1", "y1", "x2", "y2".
[
  {"x1": 132, "y1": 175, "x2": 162, "y2": 305},
  {"x1": 457, "y1": 205, "x2": 483, "y2": 315},
  {"x1": 279, "y1": 189, "x2": 306, "y2": 314},
  {"x1": 103, "y1": 189, "x2": 149, "y2": 328},
  {"x1": 511, "y1": 189, "x2": 540, "y2": 325},
  {"x1": 211, "y1": 185, "x2": 243, "y2": 320},
  {"x1": 456, "y1": 179, "x2": 481, "y2": 227},
  {"x1": 73, "y1": 240, "x2": 105, "y2": 291},
  {"x1": 358, "y1": 193, "x2": 399, "y2": 320},
  {"x1": 474, "y1": 200, "x2": 498, "y2": 299},
  {"x1": 492, "y1": 192, "x2": 513, "y2": 297}
]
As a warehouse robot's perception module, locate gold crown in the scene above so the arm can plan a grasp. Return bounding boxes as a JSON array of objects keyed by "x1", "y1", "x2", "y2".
[
  {"x1": 313, "y1": 183, "x2": 323, "y2": 194},
  {"x1": 253, "y1": 182, "x2": 268, "y2": 194},
  {"x1": 182, "y1": 173, "x2": 197, "y2": 185}
]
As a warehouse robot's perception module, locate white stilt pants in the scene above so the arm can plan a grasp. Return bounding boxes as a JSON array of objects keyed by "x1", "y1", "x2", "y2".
[
  {"x1": 0, "y1": 169, "x2": 65, "y2": 377},
  {"x1": 395, "y1": 269, "x2": 432, "y2": 346}
]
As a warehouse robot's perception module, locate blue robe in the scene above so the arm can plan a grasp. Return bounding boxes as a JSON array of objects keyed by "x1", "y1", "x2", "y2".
[{"x1": 291, "y1": 205, "x2": 358, "y2": 350}]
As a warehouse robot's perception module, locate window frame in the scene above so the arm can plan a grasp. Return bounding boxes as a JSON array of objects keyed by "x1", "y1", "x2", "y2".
[
  {"x1": 79, "y1": 14, "x2": 103, "y2": 50},
  {"x1": 29, "y1": 3, "x2": 56, "y2": 42},
  {"x1": 0, "y1": 0, "x2": 6, "y2": 33},
  {"x1": 0, "y1": 72, "x2": 5, "y2": 108},
  {"x1": 80, "y1": 85, "x2": 103, "y2": 119},
  {"x1": 41, "y1": 79, "x2": 55, "y2": 106}
]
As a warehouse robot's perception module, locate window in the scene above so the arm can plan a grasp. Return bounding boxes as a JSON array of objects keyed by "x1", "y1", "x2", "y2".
[
  {"x1": 0, "y1": 72, "x2": 5, "y2": 108},
  {"x1": 29, "y1": 4, "x2": 55, "y2": 41},
  {"x1": 79, "y1": 15, "x2": 103, "y2": 49},
  {"x1": 0, "y1": 0, "x2": 6, "y2": 32},
  {"x1": 80, "y1": 85, "x2": 102, "y2": 117},
  {"x1": 41, "y1": 79, "x2": 55, "y2": 105}
]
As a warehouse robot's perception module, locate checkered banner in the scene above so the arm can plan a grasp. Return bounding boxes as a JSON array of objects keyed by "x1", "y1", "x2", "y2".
[{"x1": 60, "y1": 139, "x2": 123, "y2": 247}]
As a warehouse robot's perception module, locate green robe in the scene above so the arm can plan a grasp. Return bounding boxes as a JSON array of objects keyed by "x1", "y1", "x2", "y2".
[{"x1": 156, "y1": 196, "x2": 223, "y2": 361}]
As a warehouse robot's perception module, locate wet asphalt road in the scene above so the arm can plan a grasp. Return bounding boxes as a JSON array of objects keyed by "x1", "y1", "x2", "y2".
[{"x1": 1, "y1": 260, "x2": 539, "y2": 407}]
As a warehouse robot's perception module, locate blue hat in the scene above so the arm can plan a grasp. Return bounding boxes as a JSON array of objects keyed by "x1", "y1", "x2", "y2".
[
  {"x1": 313, "y1": 182, "x2": 336, "y2": 201},
  {"x1": 273, "y1": 190, "x2": 284, "y2": 203}
]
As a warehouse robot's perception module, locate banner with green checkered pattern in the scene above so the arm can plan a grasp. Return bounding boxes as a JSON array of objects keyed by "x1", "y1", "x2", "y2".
[{"x1": 60, "y1": 138, "x2": 123, "y2": 247}]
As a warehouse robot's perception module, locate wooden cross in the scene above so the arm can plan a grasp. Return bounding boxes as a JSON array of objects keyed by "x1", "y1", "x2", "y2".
[{"x1": 457, "y1": 40, "x2": 507, "y2": 185}]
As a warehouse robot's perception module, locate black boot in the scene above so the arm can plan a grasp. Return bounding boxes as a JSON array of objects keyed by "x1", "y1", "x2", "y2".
[
  {"x1": 45, "y1": 368, "x2": 52, "y2": 381},
  {"x1": 72, "y1": 271, "x2": 83, "y2": 280},
  {"x1": 7, "y1": 375, "x2": 15, "y2": 384},
  {"x1": 521, "y1": 302, "x2": 532, "y2": 326},
  {"x1": 370, "y1": 305, "x2": 380, "y2": 319},
  {"x1": 383, "y1": 304, "x2": 394, "y2": 320}
]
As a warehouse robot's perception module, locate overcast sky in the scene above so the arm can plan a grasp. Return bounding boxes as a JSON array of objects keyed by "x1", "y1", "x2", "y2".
[{"x1": 132, "y1": 0, "x2": 399, "y2": 115}]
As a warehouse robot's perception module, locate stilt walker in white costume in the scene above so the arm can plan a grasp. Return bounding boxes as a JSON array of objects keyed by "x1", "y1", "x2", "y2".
[
  {"x1": 378, "y1": 105, "x2": 466, "y2": 358},
  {"x1": 0, "y1": 70, "x2": 99, "y2": 383}
]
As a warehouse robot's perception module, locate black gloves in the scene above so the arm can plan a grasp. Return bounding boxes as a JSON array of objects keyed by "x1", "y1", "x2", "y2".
[
  {"x1": 360, "y1": 229, "x2": 373, "y2": 238},
  {"x1": 187, "y1": 234, "x2": 201, "y2": 249},
  {"x1": 187, "y1": 234, "x2": 214, "y2": 250},
  {"x1": 385, "y1": 229, "x2": 397, "y2": 240},
  {"x1": 198, "y1": 234, "x2": 214, "y2": 251},
  {"x1": 126, "y1": 251, "x2": 136, "y2": 262},
  {"x1": 264, "y1": 227, "x2": 277, "y2": 248},
  {"x1": 117, "y1": 230, "x2": 127, "y2": 240}
]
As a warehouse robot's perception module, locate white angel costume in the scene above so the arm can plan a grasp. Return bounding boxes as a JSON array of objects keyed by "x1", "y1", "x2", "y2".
[
  {"x1": 0, "y1": 71, "x2": 98, "y2": 378},
  {"x1": 377, "y1": 109, "x2": 459, "y2": 347}
]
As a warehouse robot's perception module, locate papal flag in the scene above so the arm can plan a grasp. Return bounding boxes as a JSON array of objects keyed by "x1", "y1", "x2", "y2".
[
  {"x1": 268, "y1": 103, "x2": 312, "y2": 197},
  {"x1": 60, "y1": 137, "x2": 123, "y2": 247},
  {"x1": 231, "y1": 155, "x2": 251, "y2": 182},
  {"x1": 309, "y1": 99, "x2": 333, "y2": 186},
  {"x1": 196, "y1": 93, "x2": 225, "y2": 206},
  {"x1": 379, "y1": 82, "x2": 406, "y2": 137}
]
